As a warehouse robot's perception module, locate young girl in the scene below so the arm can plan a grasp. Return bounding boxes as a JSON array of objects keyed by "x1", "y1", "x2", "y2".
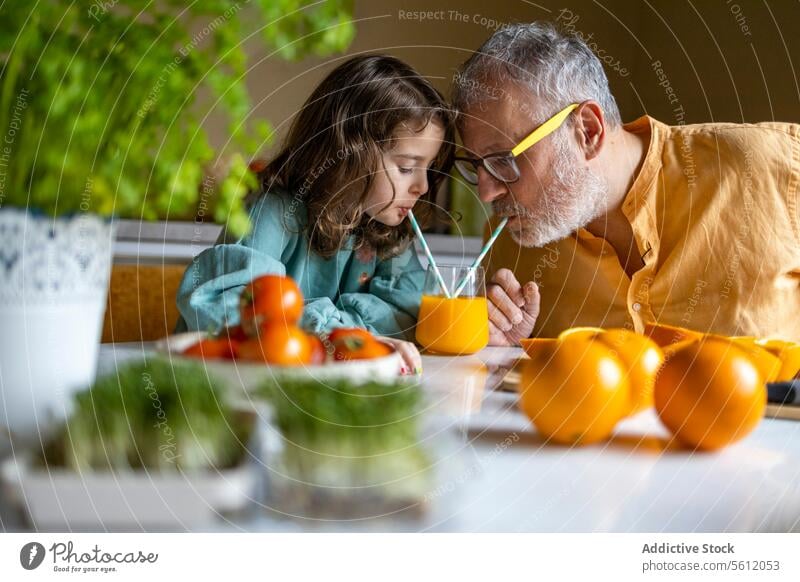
[{"x1": 175, "y1": 55, "x2": 455, "y2": 370}]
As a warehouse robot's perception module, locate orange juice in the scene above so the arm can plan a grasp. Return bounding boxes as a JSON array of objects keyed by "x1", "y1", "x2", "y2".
[{"x1": 415, "y1": 295, "x2": 489, "y2": 355}]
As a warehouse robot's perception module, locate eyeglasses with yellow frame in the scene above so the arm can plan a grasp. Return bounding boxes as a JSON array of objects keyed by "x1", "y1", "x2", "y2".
[{"x1": 454, "y1": 103, "x2": 579, "y2": 185}]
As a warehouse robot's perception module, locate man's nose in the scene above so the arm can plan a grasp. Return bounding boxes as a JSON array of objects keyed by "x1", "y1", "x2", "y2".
[{"x1": 476, "y1": 166, "x2": 507, "y2": 204}]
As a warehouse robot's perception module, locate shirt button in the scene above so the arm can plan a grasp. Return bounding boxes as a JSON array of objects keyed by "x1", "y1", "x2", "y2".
[{"x1": 632, "y1": 302, "x2": 642, "y2": 312}]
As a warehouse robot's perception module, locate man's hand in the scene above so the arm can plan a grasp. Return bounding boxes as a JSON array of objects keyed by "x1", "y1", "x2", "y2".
[{"x1": 486, "y1": 268, "x2": 540, "y2": 346}]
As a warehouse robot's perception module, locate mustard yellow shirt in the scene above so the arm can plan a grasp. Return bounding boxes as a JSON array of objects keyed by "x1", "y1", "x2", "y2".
[{"x1": 486, "y1": 116, "x2": 800, "y2": 341}]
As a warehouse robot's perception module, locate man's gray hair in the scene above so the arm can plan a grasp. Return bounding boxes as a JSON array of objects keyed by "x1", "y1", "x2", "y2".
[{"x1": 453, "y1": 21, "x2": 622, "y2": 127}]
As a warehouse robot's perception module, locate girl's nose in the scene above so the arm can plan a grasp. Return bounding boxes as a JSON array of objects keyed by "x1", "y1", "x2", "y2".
[{"x1": 411, "y1": 171, "x2": 428, "y2": 197}]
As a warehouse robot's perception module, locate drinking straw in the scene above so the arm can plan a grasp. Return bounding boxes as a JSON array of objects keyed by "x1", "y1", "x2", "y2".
[
  {"x1": 453, "y1": 217, "x2": 509, "y2": 298},
  {"x1": 408, "y1": 210, "x2": 451, "y2": 298}
]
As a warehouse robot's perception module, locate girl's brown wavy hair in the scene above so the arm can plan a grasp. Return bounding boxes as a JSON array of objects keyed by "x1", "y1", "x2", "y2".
[{"x1": 255, "y1": 54, "x2": 455, "y2": 259}]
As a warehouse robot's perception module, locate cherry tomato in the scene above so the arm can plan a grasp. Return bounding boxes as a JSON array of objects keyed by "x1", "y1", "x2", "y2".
[
  {"x1": 237, "y1": 323, "x2": 311, "y2": 366},
  {"x1": 307, "y1": 334, "x2": 327, "y2": 365},
  {"x1": 183, "y1": 338, "x2": 237, "y2": 360},
  {"x1": 328, "y1": 328, "x2": 373, "y2": 345},
  {"x1": 240, "y1": 274, "x2": 304, "y2": 335},
  {"x1": 329, "y1": 328, "x2": 392, "y2": 361},
  {"x1": 216, "y1": 324, "x2": 249, "y2": 342}
]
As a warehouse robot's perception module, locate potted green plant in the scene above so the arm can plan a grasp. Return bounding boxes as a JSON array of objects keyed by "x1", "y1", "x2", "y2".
[
  {"x1": 0, "y1": 1, "x2": 354, "y2": 455},
  {"x1": 256, "y1": 377, "x2": 439, "y2": 521},
  {"x1": 2, "y1": 358, "x2": 261, "y2": 530}
]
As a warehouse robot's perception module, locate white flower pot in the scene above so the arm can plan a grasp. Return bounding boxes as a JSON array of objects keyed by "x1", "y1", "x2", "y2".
[
  {"x1": 1, "y1": 453, "x2": 259, "y2": 531},
  {"x1": 0, "y1": 209, "x2": 114, "y2": 457}
]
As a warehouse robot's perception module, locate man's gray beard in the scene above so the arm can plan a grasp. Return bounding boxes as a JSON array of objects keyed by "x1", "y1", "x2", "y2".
[{"x1": 494, "y1": 137, "x2": 608, "y2": 248}]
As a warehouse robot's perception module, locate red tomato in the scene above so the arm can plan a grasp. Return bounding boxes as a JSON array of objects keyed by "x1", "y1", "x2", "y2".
[
  {"x1": 216, "y1": 324, "x2": 249, "y2": 342},
  {"x1": 237, "y1": 323, "x2": 311, "y2": 366},
  {"x1": 328, "y1": 328, "x2": 374, "y2": 345},
  {"x1": 329, "y1": 328, "x2": 391, "y2": 361},
  {"x1": 240, "y1": 275, "x2": 304, "y2": 335},
  {"x1": 183, "y1": 338, "x2": 237, "y2": 360}
]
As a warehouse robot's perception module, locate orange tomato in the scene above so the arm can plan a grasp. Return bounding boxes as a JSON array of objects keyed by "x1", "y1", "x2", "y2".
[
  {"x1": 329, "y1": 328, "x2": 392, "y2": 361},
  {"x1": 237, "y1": 323, "x2": 312, "y2": 366},
  {"x1": 654, "y1": 337, "x2": 766, "y2": 451},
  {"x1": 216, "y1": 324, "x2": 249, "y2": 342},
  {"x1": 519, "y1": 337, "x2": 559, "y2": 355},
  {"x1": 729, "y1": 336, "x2": 800, "y2": 382},
  {"x1": 240, "y1": 274, "x2": 304, "y2": 335},
  {"x1": 328, "y1": 328, "x2": 373, "y2": 345},
  {"x1": 523, "y1": 328, "x2": 664, "y2": 415},
  {"x1": 753, "y1": 338, "x2": 800, "y2": 381},
  {"x1": 518, "y1": 334, "x2": 630, "y2": 445},
  {"x1": 183, "y1": 337, "x2": 238, "y2": 360},
  {"x1": 569, "y1": 328, "x2": 663, "y2": 414},
  {"x1": 728, "y1": 337, "x2": 782, "y2": 383},
  {"x1": 644, "y1": 321, "x2": 704, "y2": 349},
  {"x1": 307, "y1": 334, "x2": 327, "y2": 365}
]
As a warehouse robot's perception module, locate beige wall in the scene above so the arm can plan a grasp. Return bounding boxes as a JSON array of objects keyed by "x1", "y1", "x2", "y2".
[{"x1": 217, "y1": 0, "x2": 800, "y2": 156}]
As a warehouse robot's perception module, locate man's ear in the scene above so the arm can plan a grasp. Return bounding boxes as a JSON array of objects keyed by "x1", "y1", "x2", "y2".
[{"x1": 573, "y1": 101, "x2": 605, "y2": 161}]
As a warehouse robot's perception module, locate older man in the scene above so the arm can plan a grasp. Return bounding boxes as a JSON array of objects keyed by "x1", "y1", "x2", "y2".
[{"x1": 453, "y1": 22, "x2": 800, "y2": 345}]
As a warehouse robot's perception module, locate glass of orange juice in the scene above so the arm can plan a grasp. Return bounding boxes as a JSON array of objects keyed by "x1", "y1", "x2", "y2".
[{"x1": 415, "y1": 265, "x2": 489, "y2": 355}]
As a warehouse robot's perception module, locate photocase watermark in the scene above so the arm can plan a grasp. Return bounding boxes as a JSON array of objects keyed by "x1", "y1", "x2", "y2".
[
  {"x1": 521, "y1": 480, "x2": 576, "y2": 529},
  {"x1": 397, "y1": 9, "x2": 508, "y2": 32},
  {"x1": 78, "y1": 176, "x2": 94, "y2": 214},
  {"x1": 20, "y1": 540, "x2": 158, "y2": 573},
  {"x1": 137, "y1": 1, "x2": 249, "y2": 118},
  {"x1": 727, "y1": 0, "x2": 753, "y2": 40},
  {"x1": 285, "y1": 140, "x2": 369, "y2": 223},
  {"x1": 681, "y1": 278, "x2": 707, "y2": 326},
  {"x1": 452, "y1": 71, "x2": 549, "y2": 125},
  {"x1": 189, "y1": 173, "x2": 217, "y2": 291},
  {"x1": 142, "y1": 372, "x2": 181, "y2": 464},
  {"x1": 87, "y1": 0, "x2": 119, "y2": 22},
  {"x1": 555, "y1": 8, "x2": 630, "y2": 78},
  {"x1": 0, "y1": 87, "x2": 29, "y2": 209},
  {"x1": 423, "y1": 431, "x2": 519, "y2": 503},
  {"x1": 530, "y1": 245, "x2": 560, "y2": 290},
  {"x1": 20, "y1": 542, "x2": 46, "y2": 570},
  {"x1": 651, "y1": 60, "x2": 689, "y2": 129},
  {"x1": 50, "y1": 541, "x2": 157, "y2": 574},
  {"x1": 720, "y1": 140, "x2": 755, "y2": 300}
]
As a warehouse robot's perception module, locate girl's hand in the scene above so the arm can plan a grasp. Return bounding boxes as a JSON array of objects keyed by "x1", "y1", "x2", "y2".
[{"x1": 377, "y1": 336, "x2": 423, "y2": 375}]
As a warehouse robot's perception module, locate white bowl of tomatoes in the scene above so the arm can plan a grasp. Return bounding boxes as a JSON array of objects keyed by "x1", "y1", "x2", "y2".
[{"x1": 157, "y1": 275, "x2": 404, "y2": 390}]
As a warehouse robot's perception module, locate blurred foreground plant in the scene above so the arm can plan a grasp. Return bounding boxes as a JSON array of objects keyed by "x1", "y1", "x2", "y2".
[
  {"x1": 43, "y1": 359, "x2": 248, "y2": 472},
  {"x1": 257, "y1": 378, "x2": 435, "y2": 518}
]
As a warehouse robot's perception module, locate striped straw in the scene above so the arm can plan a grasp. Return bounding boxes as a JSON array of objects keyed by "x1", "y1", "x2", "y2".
[
  {"x1": 408, "y1": 210, "x2": 451, "y2": 298},
  {"x1": 453, "y1": 216, "x2": 509, "y2": 298}
]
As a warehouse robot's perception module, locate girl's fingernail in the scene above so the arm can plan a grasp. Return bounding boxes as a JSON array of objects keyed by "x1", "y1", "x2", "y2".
[{"x1": 415, "y1": 366, "x2": 423, "y2": 375}]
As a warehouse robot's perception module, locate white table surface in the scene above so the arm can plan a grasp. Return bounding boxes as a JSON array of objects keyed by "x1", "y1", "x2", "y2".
[{"x1": 4, "y1": 342, "x2": 800, "y2": 533}]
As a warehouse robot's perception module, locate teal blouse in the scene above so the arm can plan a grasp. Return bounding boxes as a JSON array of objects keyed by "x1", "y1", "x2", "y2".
[{"x1": 175, "y1": 191, "x2": 425, "y2": 340}]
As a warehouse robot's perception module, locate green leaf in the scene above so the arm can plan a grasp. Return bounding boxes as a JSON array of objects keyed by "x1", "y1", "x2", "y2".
[
  {"x1": 50, "y1": 358, "x2": 248, "y2": 473},
  {"x1": 0, "y1": 1, "x2": 355, "y2": 231}
]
